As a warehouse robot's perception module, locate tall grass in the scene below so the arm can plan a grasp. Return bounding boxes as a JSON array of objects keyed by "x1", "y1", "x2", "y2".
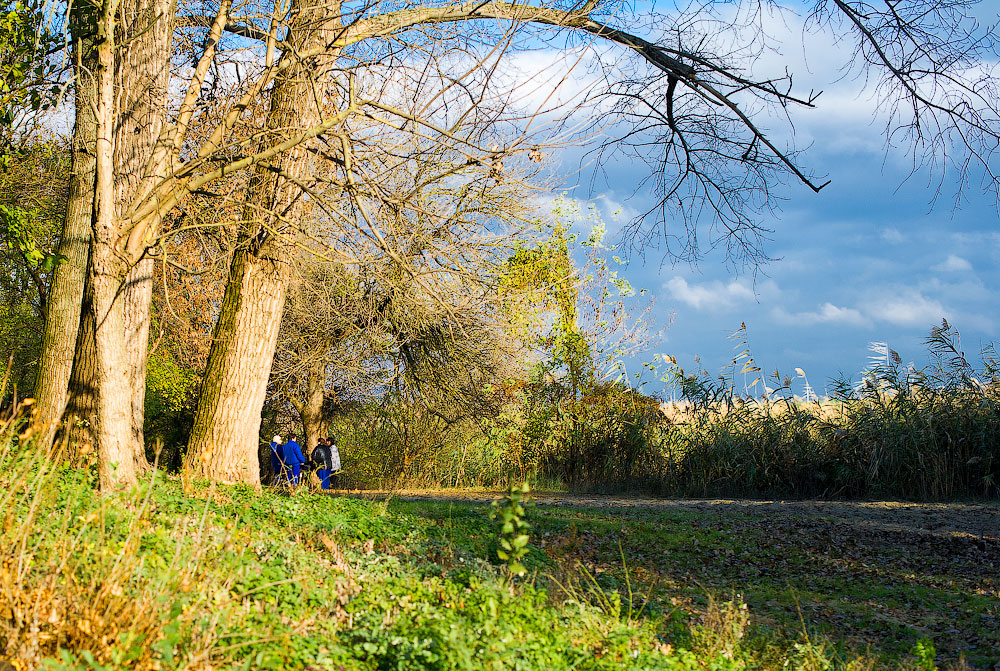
[
  {"x1": 338, "y1": 324, "x2": 999, "y2": 501},
  {"x1": 644, "y1": 322, "x2": 999, "y2": 499},
  {"x1": 0, "y1": 415, "x2": 233, "y2": 668}
]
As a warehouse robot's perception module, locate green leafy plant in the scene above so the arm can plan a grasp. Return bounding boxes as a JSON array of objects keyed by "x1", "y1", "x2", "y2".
[
  {"x1": 0, "y1": 0, "x2": 62, "y2": 163},
  {"x1": 0, "y1": 203, "x2": 64, "y2": 271},
  {"x1": 489, "y1": 481, "x2": 531, "y2": 579},
  {"x1": 912, "y1": 638, "x2": 937, "y2": 671}
]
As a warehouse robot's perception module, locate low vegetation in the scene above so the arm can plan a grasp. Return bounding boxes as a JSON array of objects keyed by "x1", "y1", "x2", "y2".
[
  {"x1": 332, "y1": 323, "x2": 999, "y2": 502},
  {"x1": 2, "y1": 423, "x2": 996, "y2": 670}
]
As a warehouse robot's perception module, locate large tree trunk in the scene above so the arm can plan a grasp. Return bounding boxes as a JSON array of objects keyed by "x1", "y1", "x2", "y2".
[
  {"x1": 185, "y1": 249, "x2": 289, "y2": 483},
  {"x1": 32, "y1": 6, "x2": 97, "y2": 448},
  {"x1": 113, "y1": 0, "x2": 173, "y2": 469},
  {"x1": 61, "y1": 263, "x2": 151, "y2": 477},
  {"x1": 185, "y1": 0, "x2": 342, "y2": 484},
  {"x1": 35, "y1": 0, "x2": 172, "y2": 472},
  {"x1": 49, "y1": 0, "x2": 173, "y2": 479},
  {"x1": 91, "y1": 0, "x2": 137, "y2": 490},
  {"x1": 91, "y1": 256, "x2": 136, "y2": 489}
]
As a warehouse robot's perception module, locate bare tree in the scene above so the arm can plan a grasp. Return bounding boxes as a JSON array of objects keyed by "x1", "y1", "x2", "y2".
[{"x1": 261, "y1": 113, "x2": 538, "y2": 460}]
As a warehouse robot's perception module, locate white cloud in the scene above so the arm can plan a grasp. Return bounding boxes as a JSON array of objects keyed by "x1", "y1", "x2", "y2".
[
  {"x1": 665, "y1": 277, "x2": 777, "y2": 311},
  {"x1": 496, "y1": 46, "x2": 612, "y2": 125},
  {"x1": 863, "y1": 289, "x2": 950, "y2": 327},
  {"x1": 920, "y1": 277, "x2": 993, "y2": 303},
  {"x1": 771, "y1": 302, "x2": 871, "y2": 328},
  {"x1": 932, "y1": 254, "x2": 973, "y2": 272},
  {"x1": 533, "y1": 193, "x2": 640, "y2": 231},
  {"x1": 768, "y1": 286, "x2": 963, "y2": 330},
  {"x1": 880, "y1": 228, "x2": 904, "y2": 244},
  {"x1": 951, "y1": 231, "x2": 1000, "y2": 249}
]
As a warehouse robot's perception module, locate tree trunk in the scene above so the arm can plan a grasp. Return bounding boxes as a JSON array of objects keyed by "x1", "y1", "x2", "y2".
[
  {"x1": 299, "y1": 360, "x2": 327, "y2": 454},
  {"x1": 36, "y1": 0, "x2": 171, "y2": 472},
  {"x1": 113, "y1": 0, "x2": 172, "y2": 469},
  {"x1": 185, "y1": 0, "x2": 342, "y2": 484},
  {"x1": 91, "y1": 0, "x2": 137, "y2": 490},
  {"x1": 185, "y1": 249, "x2": 289, "y2": 484},
  {"x1": 91, "y1": 255, "x2": 136, "y2": 489},
  {"x1": 32, "y1": 6, "x2": 97, "y2": 448},
  {"x1": 124, "y1": 257, "x2": 154, "y2": 471},
  {"x1": 63, "y1": 274, "x2": 97, "y2": 454}
]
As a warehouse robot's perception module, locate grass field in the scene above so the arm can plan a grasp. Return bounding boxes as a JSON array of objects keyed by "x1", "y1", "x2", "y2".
[
  {"x1": 387, "y1": 493, "x2": 999, "y2": 669},
  {"x1": 4, "y1": 437, "x2": 996, "y2": 671}
]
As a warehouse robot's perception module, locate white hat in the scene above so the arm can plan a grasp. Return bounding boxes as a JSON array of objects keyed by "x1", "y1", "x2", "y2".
[{"x1": 273, "y1": 435, "x2": 282, "y2": 443}]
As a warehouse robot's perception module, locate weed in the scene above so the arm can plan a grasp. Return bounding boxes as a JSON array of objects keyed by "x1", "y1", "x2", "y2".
[
  {"x1": 692, "y1": 593, "x2": 748, "y2": 661},
  {"x1": 912, "y1": 638, "x2": 938, "y2": 671},
  {"x1": 489, "y1": 482, "x2": 532, "y2": 579}
]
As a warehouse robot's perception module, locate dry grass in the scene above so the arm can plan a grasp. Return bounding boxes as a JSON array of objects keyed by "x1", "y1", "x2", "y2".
[{"x1": 0, "y1": 409, "x2": 230, "y2": 670}]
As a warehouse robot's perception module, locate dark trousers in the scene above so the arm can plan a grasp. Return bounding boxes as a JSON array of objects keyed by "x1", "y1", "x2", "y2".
[
  {"x1": 316, "y1": 469, "x2": 338, "y2": 490},
  {"x1": 270, "y1": 453, "x2": 284, "y2": 485}
]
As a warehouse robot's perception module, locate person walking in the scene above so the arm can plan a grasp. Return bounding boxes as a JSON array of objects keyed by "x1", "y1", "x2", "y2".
[
  {"x1": 268, "y1": 435, "x2": 285, "y2": 485},
  {"x1": 312, "y1": 437, "x2": 342, "y2": 490},
  {"x1": 281, "y1": 433, "x2": 306, "y2": 486}
]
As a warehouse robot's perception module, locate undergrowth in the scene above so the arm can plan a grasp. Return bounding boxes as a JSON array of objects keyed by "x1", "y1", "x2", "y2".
[
  {"x1": 337, "y1": 323, "x2": 999, "y2": 501},
  {"x1": 0, "y1": 421, "x2": 949, "y2": 670}
]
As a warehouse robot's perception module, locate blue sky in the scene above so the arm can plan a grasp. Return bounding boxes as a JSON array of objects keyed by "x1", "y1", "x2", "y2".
[
  {"x1": 612, "y1": 158, "x2": 1000, "y2": 398},
  {"x1": 532, "y1": 3, "x2": 1000, "y2": 398}
]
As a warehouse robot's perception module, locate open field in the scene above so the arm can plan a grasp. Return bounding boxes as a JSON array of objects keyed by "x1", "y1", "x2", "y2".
[
  {"x1": 357, "y1": 490, "x2": 1000, "y2": 537},
  {"x1": 376, "y1": 491, "x2": 1000, "y2": 669}
]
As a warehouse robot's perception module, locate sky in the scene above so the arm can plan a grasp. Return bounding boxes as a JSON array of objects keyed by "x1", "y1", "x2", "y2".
[{"x1": 529, "y1": 2, "x2": 1000, "y2": 399}]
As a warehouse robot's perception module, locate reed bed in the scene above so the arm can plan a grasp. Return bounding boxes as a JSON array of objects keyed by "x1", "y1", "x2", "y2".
[{"x1": 340, "y1": 326, "x2": 999, "y2": 501}]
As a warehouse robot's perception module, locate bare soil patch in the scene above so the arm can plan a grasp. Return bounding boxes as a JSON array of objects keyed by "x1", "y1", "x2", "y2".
[{"x1": 349, "y1": 489, "x2": 1000, "y2": 540}]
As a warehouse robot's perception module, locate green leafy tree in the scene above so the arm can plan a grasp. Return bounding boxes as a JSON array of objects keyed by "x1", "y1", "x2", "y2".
[
  {"x1": 0, "y1": 141, "x2": 67, "y2": 399},
  {"x1": 0, "y1": 0, "x2": 62, "y2": 159}
]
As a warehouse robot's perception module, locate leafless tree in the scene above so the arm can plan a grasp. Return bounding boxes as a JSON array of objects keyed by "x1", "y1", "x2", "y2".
[{"x1": 268, "y1": 123, "x2": 538, "y2": 452}]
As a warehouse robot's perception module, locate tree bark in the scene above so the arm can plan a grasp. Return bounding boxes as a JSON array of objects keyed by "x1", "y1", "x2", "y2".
[
  {"x1": 299, "y1": 360, "x2": 327, "y2": 454},
  {"x1": 185, "y1": 249, "x2": 288, "y2": 483},
  {"x1": 61, "y1": 262, "x2": 149, "y2": 477},
  {"x1": 185, "y1": 0, "x2": 342, "y2": 484},
  {"x1": 114, "y1": 0, "x2": 173, "y2": 469},
  {"x1": 124, "y1": 257, "x2": 155, "y2": 471},
  {"x1": 32, "y1": 5, "x2": 97, "y2": 448},
  {"x1": 63, "y1": 275, "x2": 97, "y2": 454},
  {"x1": 90, "y1": 0, "x2": 137, "y2": 490},
  {"x1": 36, "y1": 0, "x2": 172, "y2": 473}
]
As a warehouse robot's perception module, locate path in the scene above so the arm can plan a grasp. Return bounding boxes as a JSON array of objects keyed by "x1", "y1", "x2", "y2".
[{"x1": 342, "y1": 489, "x2": 1000, "y2": 540}]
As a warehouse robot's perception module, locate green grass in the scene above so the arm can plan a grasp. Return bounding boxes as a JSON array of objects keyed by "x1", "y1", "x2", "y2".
[
  {"x1": 0, "y1": 447, "x2": 744, "y2": 671},
  {"x1": 3, "y1": 440, "x2": 996, "y2": 670}
]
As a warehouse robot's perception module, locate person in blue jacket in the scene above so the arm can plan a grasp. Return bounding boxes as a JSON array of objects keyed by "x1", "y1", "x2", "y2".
[
  {"x1": 281, "y1": 433, "x2": 306, "y2": 486},
  {"x1": 268, "y1": 435, "x2": 285, "y2": 485}
]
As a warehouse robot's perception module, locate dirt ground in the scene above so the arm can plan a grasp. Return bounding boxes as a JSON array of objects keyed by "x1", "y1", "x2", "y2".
[
  {"x1": 346, "y1": 489, "x2": 1000, "y2": 540},
  {"x1": 340, "y1": 489, "x2": 1000, "y2": 666}
]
